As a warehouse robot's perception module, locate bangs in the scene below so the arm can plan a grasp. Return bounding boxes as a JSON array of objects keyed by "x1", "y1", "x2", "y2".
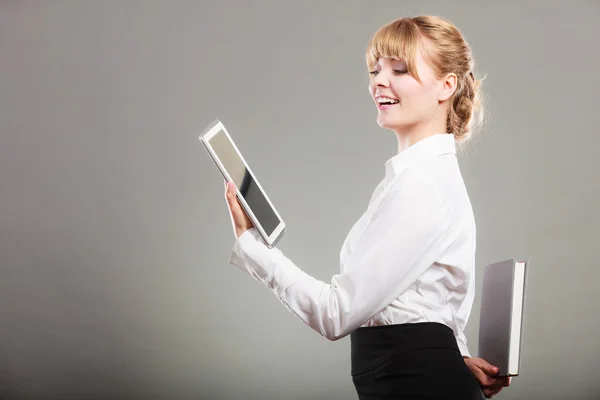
[{"x1": 366, "y1": 19, "x2": 422, "y2": 81}]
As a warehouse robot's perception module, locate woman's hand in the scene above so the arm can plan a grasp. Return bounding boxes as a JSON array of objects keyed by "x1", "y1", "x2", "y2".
[
  {"x1": 224, "y1": 180, "x2": 253, "y2": 238},
  {"x1": 463, "y1": 356, "x2": 511, "y2": 398}
]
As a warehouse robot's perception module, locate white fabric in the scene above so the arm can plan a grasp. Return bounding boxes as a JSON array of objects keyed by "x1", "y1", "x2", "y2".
[{"x1": 228, "y1": 133, "x2": 476, "y2": 357}]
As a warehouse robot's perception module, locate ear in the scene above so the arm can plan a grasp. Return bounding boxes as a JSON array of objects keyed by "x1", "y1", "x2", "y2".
[{"x1": 438, "y1": 72, "x2": 458, "y2": 102}]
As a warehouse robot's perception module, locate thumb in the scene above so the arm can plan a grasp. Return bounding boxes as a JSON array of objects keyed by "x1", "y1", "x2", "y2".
[
  {"x1": 225, "y1": 181, "x2": 239, "y2": 210},
  {"x1": 225, "y1": 181, "x2": 246, "y2": 221}
]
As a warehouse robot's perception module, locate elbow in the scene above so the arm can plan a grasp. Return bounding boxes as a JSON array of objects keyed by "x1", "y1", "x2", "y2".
[
  {"x1": 323, "y1": 331, "x2": 344, "y2": 341},
  {"x1": 319, "y1": 290, "x2": 354, "y2": 341},
  {"x1": 321, "y1": 323, "x2": 352, "y2": 342}
]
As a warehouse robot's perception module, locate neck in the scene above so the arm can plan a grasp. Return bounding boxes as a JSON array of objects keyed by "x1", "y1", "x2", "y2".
[
  {"x1": 393, "y1": 126, "x2": 447, "y2": 153},
  {"x1": 392, "y1": 106, "x2": 450, "y2": 153}
]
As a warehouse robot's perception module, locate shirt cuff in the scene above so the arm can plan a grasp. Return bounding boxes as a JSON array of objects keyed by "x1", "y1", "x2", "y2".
[
  {"x1": 228, "y1": 227, "x2": 303, "y2": 296},
  {"x1": 456, "y1": 339, "x2": 471, "y2": 358}
]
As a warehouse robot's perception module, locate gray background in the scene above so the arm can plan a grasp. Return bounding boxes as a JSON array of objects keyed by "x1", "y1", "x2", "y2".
[{"x1": 1, "y1": 1, "x2": 599, "y2": 399}]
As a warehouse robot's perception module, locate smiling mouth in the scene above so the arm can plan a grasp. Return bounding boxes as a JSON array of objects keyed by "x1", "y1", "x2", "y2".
[{"x1": 376, "y1": 97, "x2": 399, "y2": 107}]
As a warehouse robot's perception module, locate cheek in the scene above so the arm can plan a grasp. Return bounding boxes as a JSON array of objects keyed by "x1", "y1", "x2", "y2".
[
  {"x1": 401, "y1": 82, "x2": 436, "y2": 109},
  {"x1": 390, "y1": 78, "x2": 418, "y2": 101}
]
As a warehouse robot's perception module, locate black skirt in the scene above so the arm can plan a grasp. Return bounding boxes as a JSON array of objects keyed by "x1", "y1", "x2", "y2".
[{"x1": 350, "y1": 322, "x2": 484, "y2": 400}]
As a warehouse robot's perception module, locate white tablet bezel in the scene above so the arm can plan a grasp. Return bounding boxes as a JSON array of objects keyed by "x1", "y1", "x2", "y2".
[{"x1": 199, "y1": 119, "x2": 285, "y2": 248}]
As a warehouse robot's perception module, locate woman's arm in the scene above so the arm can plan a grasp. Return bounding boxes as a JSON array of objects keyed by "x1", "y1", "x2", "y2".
[
  {"x1": 454, "y1": 274, "x2": 476, "y2": 357},
  {"x1": 224, "y1": 172, "x2": 449, "y2": 341}
]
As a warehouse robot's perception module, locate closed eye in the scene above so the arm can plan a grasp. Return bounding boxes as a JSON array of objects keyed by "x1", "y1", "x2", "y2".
[{"x1": 369, "y1": 70, "x2": 407, "y2": 76}]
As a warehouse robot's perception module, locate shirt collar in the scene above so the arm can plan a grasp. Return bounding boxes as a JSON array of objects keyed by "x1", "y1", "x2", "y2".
[{"x1": 384, "y1": 133, "x2": 456, "y2": 183}]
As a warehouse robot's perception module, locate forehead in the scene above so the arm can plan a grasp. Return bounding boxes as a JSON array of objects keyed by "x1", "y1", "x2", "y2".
[
  {"x1": 366, "y1": 20, "x2": 419, "y2": 67},
  {"x1": 366, "y1": 23, "x2": 432, "y2": 82}
]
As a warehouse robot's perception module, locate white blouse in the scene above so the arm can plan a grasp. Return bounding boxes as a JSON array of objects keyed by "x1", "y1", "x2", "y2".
[{"x1": 228, "y1": 133, "x2": 476, "y2": 357}]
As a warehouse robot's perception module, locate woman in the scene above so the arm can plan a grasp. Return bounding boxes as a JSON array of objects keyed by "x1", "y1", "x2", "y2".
[{"x1": 223, "y1": 15, "x2": 510, "y2": 399}]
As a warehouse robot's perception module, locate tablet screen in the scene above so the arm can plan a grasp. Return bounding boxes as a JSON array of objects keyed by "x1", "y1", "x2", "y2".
[{"x1": 208, "y1": 130, "x2": 280, "y2": 236}]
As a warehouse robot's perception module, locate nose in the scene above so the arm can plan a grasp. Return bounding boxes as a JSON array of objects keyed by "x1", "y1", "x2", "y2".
[{"x1": 372, "y1": 70, "x2": 390, "y2": 88}]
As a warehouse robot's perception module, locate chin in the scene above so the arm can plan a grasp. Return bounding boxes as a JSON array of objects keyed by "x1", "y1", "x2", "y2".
[{"x1": 377, "y1": 116, "x2": 402, "y2": 131}]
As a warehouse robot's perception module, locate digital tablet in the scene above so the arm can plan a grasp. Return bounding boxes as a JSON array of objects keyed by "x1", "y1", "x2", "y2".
[{"x1": 199, "y1": 119, "x2": 285, "y2": 248}]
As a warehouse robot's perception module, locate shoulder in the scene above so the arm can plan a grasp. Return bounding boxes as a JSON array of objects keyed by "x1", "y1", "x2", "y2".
[
  {"x1": 389, "y1": 168, "x2": 446, "y2": 207},
  {"x1": 376, "y1": 169, "x2": 450, "y2": 229}
]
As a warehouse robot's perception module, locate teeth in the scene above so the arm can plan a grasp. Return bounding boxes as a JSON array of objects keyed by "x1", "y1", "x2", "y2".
[{"x1": 377, "y1": 97, "x2": 398, "y2": 104}]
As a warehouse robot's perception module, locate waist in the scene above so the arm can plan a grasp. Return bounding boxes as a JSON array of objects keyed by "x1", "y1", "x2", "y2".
[{"x1": 350, "y1": 322, "x2": 459, "y2": 376}]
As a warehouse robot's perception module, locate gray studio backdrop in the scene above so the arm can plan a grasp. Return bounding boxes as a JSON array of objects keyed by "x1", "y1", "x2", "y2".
[{"x1": 1, "y1": 1, "x2": 599, "y2": 399}]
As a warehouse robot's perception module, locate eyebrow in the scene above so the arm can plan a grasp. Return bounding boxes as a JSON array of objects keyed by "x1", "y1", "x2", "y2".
[{"x1": 376, "y1": 58, "x2": 408, "y2": 68}]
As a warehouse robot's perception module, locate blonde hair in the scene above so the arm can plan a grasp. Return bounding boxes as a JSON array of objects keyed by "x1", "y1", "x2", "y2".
[{"x1": 366, "y1": 16, "x2": 484, "y2": 143}]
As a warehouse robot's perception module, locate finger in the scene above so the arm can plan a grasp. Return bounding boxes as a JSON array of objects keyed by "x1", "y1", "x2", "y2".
[
  {"x1": 224, "y1": 179, "x2": 234, "y2": 196},
  {"x1": 487, "y1": 376, "x2": 510, "y2": 389},
  {"x1": 490, "y1": 387, "x2": 502, "y2": 398},
  {"x1": 225, "y1": 182, "x2": 238, "y2": 207},
  {"x1": 225, "y1": 183, "x2": 242, "y2": 217},
  {"x1": 485, "y1": 386, "x2": 502, "y2": 398},
  {"x1": 484, "y1": 378, "x2": 510, "y2": 400},
  {"x1": 227, "y1": 184, "x2": 253, "y2": 226},
  {"x1": 225, "y1": 180, "x2": 235, "y2": 195},
  {"x1": 472, "y1": 368, "x2": 495, "y2": 387},
  {"x1": 487, "y1": 379, "x2": 504, "y2": 390},
  {"x1": 472, "y1": 362, "x2": 498, "y2": 386},
  {"x1": 476, "y1": 358, "x2": 500, "y2": 377}
]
